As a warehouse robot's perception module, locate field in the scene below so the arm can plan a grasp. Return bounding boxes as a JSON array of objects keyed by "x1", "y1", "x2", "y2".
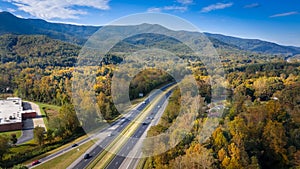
[{"x1": 35, "y1": 102, "x2": 61, "y2": 128}]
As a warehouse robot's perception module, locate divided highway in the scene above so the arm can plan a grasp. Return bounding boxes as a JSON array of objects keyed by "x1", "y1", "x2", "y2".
[
  {"x1": 105, "y1": 89, "x2": 173, "y2": 169},
  {"x1": 68, "y1": 82, "x2": 175, "y2": 169}
]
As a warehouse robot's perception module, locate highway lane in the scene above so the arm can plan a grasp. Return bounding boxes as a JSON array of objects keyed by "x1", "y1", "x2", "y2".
[
  {"x1": 30, "y1": 110, "x2": 134, "y2": 168},
  {"x1": 68, "y1": 82, "x2": 175, "y2": 169},
  {"x1": 68, "y1": 103, "x2": 149, "y2": 169},
  {"x1": 106, "y1": 89, "x2": 173, "y2": 169},
  {"x1": 118, "y1": 89, "x2": 171, "y2": 169}
]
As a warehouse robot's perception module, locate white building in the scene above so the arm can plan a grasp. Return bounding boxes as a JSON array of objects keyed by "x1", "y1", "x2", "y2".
[{"x1": 0, "y1": 97, "x2": 36, "y2": 131}]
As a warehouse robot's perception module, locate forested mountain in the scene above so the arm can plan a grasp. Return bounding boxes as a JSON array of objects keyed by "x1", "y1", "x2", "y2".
[
  {"x1": 0, "y1": 34, "x2": 79, "y2": 68},
  {"x1": 1, "y1": 11, "x2": 300, "y2": 55},
  {"x1": 205, "y1": 32, "x2": 300, "y2": 55},
  {"x1": 0, "y1": 12, "x2": 99, "y2": 45}
]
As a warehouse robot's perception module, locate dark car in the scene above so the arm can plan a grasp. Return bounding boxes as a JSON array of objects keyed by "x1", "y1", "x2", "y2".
[
  {"x1": 71, "y1": 143, "x2": 78, "y2": 147},
  {"x1": 84, "y1": 153, "x2": 90, "y2": 159},
  {"x1": 32, "y1": 160, "x2": 40, "y2": 166}
]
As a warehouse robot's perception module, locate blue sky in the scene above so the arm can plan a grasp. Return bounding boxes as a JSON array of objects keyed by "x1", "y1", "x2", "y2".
[{"x1": 1, "y1": 0, "x2": 299, "y2": 46}]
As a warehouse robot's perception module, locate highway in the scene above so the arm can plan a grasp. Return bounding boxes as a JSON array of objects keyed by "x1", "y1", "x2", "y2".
[
  {"x1": 106, "y1": 89, "x2": 173, "y2": 169},
  {"x1": 67, "y1": 82, "x2": 175, "y2": 169}
]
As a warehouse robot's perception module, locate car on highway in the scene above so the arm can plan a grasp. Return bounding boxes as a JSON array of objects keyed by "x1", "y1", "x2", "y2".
[
  {"x1": 31, "y1": 160, "x2": 40, "y2": 166},
  {"x1": 84, "y1": 153, "x2": 90, "y2": 159},
  {"x1": 142, "y1": 121, "x2": 150, "y2": 125},
  {"x1": 147, "y1": 116, "x2": 154, "y2": 120},
  {"x1": 71, "y1": 143, "x2": 78, "y2": 147}
]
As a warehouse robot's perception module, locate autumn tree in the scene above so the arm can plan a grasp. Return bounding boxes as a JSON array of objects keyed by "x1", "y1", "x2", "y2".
[
  {"x1": 253, "y1": 77, "x2": 284, "y2": 101},
  {"x1": 262, "y1": 120, "x2": 288, "y2": 167},
  {"x1": 172, "y1": 143, "x2": 216, "y2": 169},
  {"x1": 212, "y1": 127, "x2": 228, "y2": 151}
]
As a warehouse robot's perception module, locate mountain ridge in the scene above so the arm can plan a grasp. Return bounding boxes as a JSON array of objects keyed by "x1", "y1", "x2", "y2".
[
  {"x1": 1, "y1": 11, "x2": 300, "y2": 55},
  {"x1": 204, "y1": 32, "x2": 300, "y2": 55}
]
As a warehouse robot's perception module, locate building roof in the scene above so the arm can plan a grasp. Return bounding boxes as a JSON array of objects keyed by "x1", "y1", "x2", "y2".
[{"x1": 0, "y1": 97, "x2": 23, "y2": 124}]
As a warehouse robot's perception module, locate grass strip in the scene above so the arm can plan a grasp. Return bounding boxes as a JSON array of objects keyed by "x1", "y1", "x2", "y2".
[
  {"x1": 136, "y1": 158, "x2": 147, "y2": 169},
  {"x1": 34, "y1": 102, "x2": 60, "y2": 128},
  {"x1": 33, "y1": 140, "x2": 95, "y2": 169},
  {"x1": 0, "y1": 130, "x2": 22, "y2": 138}
]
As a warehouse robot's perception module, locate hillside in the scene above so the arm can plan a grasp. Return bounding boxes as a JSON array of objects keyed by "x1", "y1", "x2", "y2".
[
  {"x1": 205, "y1": 33, "x2": 300, "y2": 55},
  {"x1": 0, "y1": 34, "x2": 80, "y2": 68},
  {"x1": 0, "y1": 12, "x2": 99, "y2": 45}
]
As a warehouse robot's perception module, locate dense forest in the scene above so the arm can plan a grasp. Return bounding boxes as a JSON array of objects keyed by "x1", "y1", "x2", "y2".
[{"x1": 143, "y1": 60, "x2": 300, "y2": 169}]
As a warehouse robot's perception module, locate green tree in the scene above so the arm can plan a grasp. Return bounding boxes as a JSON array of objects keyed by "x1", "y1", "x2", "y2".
[
  {"x1": 33, "y1": 126, "x2": 45, "y2": 146},
  {"x1": 46, "y1": 128, "x2": 54, "y2": 143},
  {"x1": 59, "y1": 104, "x2": 80, "y2": 133},
  {"x1": 0, "y1": 135, "x2": 10, "y2": 160},
  {"x1": 246, "y1": 156, "x2": 260, "y2": 169},
  {"x1": 10, "y1": 133, "x2": 18, "y2": 145},
  {"x1": 12, "y1": 164, "x2": 28, "y2": 169}
]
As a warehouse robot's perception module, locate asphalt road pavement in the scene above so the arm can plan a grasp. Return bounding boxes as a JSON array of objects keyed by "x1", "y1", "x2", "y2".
[{"x1": 106, "y1": 89, "x2": 172, "y2": 169}]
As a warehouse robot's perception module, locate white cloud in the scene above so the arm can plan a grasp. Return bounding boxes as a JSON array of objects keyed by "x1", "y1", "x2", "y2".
[
  {"x1": 147, "y1": 7, "x2": 162, "y2": 13},
  {"x1": 7, "y1": 8, "x2": 16, "y2": 12},
  {"x1": 270, "y1": 11, "x2": 298, "y2": 18},
  {"x1": 201, "y1": 2, "x2": 233, "y2": 13},
  {"x1": 244, "y1": 3, "x2": 260, "y2": 8},
  {"x1": 177, "y1": 0, "x2": 193, "y2": 5},
  {"x1": 164, "y1": 6, "x2": 187, "y2": 12},
  {"x1": 5, "y1": 0, "x2": 110, "y2": 19},
  {"x1": 147, "y1": 6, "x2": 187, "y2": 13}
]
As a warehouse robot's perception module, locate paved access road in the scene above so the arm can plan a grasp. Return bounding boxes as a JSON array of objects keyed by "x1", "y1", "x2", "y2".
[{"x1": 17, "y1": 101, "x2": 46, "y2": 145}]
